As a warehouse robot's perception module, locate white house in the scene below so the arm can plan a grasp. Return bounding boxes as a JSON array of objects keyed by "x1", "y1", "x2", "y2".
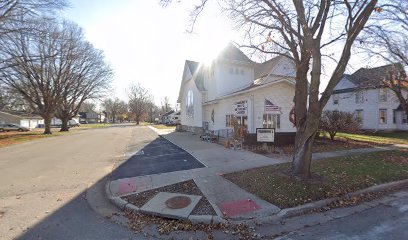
[
  {"x1": 0, "y1": 110, "x2": 44, "y2": 129},
  {"x1": 161, "y1": 110, "x2": 181, "y2": 124},
  {"x1": 177, "y1": 43, "x2": 297, "y2": 140},
  {"x1": 51, "y1": 116, "x2": 80, "y2": 126},
  {"x1": 324, "y1": 64, "x2": 408, "y2": 131}
]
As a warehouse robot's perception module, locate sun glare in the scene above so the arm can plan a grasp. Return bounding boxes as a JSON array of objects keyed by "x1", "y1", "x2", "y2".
[
  {"x1": 193, "y1": 15, "x2": 235, "y2": 66},
  {"x1": 200, "y1": 39, "x2": 231, "y2": 66}
]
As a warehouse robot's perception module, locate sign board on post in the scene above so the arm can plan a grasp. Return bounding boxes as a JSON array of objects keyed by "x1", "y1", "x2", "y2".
[
  {"x1": 234, "y1": 100, "x2": 247, "y2": 116},
  {"x1": 256, "y1": 128, "x2": 275, "y2": 143}
]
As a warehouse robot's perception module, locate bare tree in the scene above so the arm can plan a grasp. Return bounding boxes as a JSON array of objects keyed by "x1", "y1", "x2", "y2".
[
  {"x1": 360, "y1": 2, "x2": 408, "y2": 120},
  {"x1": 147, "y1": 101, "x2": 160, "y2": 123},
  {"x1": 161, "y1": 96, "x2": 171, "y2": 114},
  {"x1": 0, "y1": 19, "x2": 76, "y2": 134},
  {"x1": 128, "y1": 83, "x2": 152, "y2": 125},
  {"x1": 163, "y1": 0, "x2": 379, "y2": 179},
  {"x1": 54, "y1": 22, "x2": 112, "y2": 131},
  {"x1": 385, "y1": 67, "x2": 408, "y2": 121},
  {"x1": 79, "y1": 101, "x2": 96, "y2": 113},
  {"x1": 0, "y1": 1, "x2": 68, "y2": 73},
  {"x1": 0, "y1": 85, "x2": 31, "y2": 111},
  {"x1": 319, "y1": 110, "x2": 360, "y2": 141},
  {"x1": 102, "y1": 98, "x2": 127, "y2": 123},
  {"x1": 0, "y1": 0, "x2": 67, "y2": 35},
  {"x1": 361, "y1": 2, "x2": 408, "y2": 65}
]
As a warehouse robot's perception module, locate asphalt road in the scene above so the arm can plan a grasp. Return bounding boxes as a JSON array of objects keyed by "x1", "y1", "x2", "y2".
[
  {"x1": 0, "y1": 125, "x2": 145, "y2": 240},
  {"x1": 273, "y1": 193, "x2": 408, "y2": 240},
  {"x1": 111, "y1": 136, "x2": 205, "y2": 180}
]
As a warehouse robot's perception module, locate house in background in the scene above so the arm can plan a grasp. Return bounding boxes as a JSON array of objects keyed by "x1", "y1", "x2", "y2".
[
  {"x1": 177, "y1": 43, "x2": 296, "y2": 140},
  {"x1": 160, "y1": 110, "x2": 180, "y2": 124},
  {"x1": 324, "y1": 64, "x2": 408, "y2": 131},
  {"x1": 79, "y1": 111, "x2": 101, "y2": 123},
  {"x1": 51, "y1": 116, "x2": 81, "y2": 126},
  {"x1": 0, "y1": 110, "x2": 44, "y2": 129}
]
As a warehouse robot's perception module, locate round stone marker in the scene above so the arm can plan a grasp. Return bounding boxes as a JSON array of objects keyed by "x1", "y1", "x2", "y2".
[{"x1": 165, "y1": 196, "x2": 192, "y2": 209}]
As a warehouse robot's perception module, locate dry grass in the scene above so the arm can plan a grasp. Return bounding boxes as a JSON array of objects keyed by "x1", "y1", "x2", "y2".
[
  {"x1": 333, "y1": 132, "x2": 408, "y2": 145},
  {"x1": 224, "y1": 150, "x2": 408, "y2": 208},
  {"x1": 0, "y1": 129, "x2": 70, "y2": 148},
  {"x1": 151, "y1": 124, "x2": 176, "y2": 130}
]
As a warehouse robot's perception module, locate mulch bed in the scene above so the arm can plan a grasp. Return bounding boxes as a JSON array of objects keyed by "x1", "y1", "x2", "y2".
[
  {"x1": 280, "y1": 137, "x2": 378, "y2": 155},
  {"x1": 246, "y1": 137, "x2": 378, "y2": 158},
  {"x1": 123, "y1": 180, "x2": 216, "y2": 215},
  {"x1": 248, "y1": 137, "x2": 379, "y2": 156}
]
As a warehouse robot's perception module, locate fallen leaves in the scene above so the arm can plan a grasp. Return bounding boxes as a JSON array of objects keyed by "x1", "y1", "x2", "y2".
[
  {"x1": 385, "y1": 155, "x2": 408, "y2": 165},
  {"x1": 274, "y1": 137, "x2": 377, "y2": 155},
  {"x1": 125, "y1": 210, "x2": 261, "y2": 239}
]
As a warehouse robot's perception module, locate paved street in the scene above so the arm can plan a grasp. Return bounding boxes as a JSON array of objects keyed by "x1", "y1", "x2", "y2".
[
  {"x1": 0, "y1": 125, "x2": 142, "y2": 240},
  {"x1": 272, "y1": 191, "x2": 408, "y2": 240}
]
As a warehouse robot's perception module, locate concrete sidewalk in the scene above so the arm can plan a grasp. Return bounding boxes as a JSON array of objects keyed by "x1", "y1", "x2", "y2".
[{"x1": 108, "y1": 127, "x2": 397, "y2": 221}]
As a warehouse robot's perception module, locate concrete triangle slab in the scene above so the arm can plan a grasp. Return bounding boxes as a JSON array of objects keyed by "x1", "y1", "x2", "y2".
[{"x1": 140, "y1": 192, "x2": 202, "y2": 220}]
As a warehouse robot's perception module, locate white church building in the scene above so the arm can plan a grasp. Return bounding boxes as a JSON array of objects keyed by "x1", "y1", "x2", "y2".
[{"x1": 177, "y1": 43, "x2": 297, "y2": 141}]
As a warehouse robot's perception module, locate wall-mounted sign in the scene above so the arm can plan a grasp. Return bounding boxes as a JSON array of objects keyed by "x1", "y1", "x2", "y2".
[
  {"x1": 234, "y1": 100, "x2": 247, "y2": 116},
  {"x1": 256, "y1": 128, "x2": 275, "y2": 143}
]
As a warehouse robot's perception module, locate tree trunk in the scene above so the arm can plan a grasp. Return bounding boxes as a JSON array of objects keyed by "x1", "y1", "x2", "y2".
[
  {"x1": 292, "y1": 128, "x2": 317, "y2": 179},
  {"x1": 43, "y1": 115, "x2": 52, "y2": 134},
  {"x1": 329, "y1": 132, "x2": 335, "y2": 140},
  {"x1": 60, "y1": 116, "x2": 70, "y2": 132},
  {"x1": 292, "y1": 107, "x2": 320, "y2": 179}
]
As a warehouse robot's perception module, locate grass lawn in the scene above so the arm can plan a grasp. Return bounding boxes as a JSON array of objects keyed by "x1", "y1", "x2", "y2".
[
  {"x1": 224, "y1": 150, "x2": 408, "y2": 209},
  {"x1": 331, "y1": 132, "x2": 408, "y2": 145},
  {"x1": 77, "y1": 123, "x2": 114, "y2": 129},
  {"x1": 135, "y1": 122, "x2": 151, "y2": 126},
  {"x1": 151, "y1": 124, "x2": 176, "y2": 130},
  {"x1": 0, "y1": 130, "x2": 70, "y2": 148}
]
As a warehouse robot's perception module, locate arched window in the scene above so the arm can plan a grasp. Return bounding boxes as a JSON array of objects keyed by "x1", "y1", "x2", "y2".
[{"x1": 186, "y1": 90, "x2": 194, "y2": 118}]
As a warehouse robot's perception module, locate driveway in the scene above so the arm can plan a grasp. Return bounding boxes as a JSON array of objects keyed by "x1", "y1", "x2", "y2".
[{"x1": 111, "y1": 136, "x2": 205, "y2": 180}]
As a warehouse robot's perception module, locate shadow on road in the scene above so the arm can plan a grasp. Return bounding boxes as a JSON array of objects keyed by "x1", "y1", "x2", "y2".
[
  {"x1": 16, "y1": 134, "x2": 204, "y2": 240},
  {"x1": 16, "y1": 177, "x2": 137, "y2": 240}
]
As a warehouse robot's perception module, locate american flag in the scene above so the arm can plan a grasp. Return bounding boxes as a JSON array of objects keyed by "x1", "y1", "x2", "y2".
[{"x1": 265, "y1": 99, "x2": 281, "y2": 112}]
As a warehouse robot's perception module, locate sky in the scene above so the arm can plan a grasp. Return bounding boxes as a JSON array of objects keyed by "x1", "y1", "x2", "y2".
[
  {"x1": 63, "y1": 1, "x2": 387, "y2": 108},
  {"x1": 63, "y1": 0, "x2": 240, "y2": 107}
]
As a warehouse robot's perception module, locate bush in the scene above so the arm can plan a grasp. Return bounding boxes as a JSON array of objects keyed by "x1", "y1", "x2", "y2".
[{"x1": 320, "y1": 110, "x2": 360, "y2": 140}]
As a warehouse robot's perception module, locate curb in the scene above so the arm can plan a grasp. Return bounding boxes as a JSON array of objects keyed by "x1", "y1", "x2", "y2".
[
  {"x1": 105, "y1": 181, "x2": 227, "y2": 224},
  {"x1": 105, "y1": 181, "x2": 128, "y2": 210},
  {"x1": 346, "y1": 179, "x2": 408, "y2": 198},
  {"x1": 265, "y1": 178, "x2": 408, "y2": 222},
  {"x1": 106, "y1": 178, "x2": 408, "y2": 226}
]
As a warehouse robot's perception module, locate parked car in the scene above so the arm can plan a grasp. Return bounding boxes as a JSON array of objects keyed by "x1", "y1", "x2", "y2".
[
  {"x1": 69, "y1": 119, "x2": 80, "y2": 127},
  {"x1": 0, "y1": 123, "x2": 30, "y2": 132},
  {"x1": 51, "y1": 118, "x2": 81, "y2": 127}
]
